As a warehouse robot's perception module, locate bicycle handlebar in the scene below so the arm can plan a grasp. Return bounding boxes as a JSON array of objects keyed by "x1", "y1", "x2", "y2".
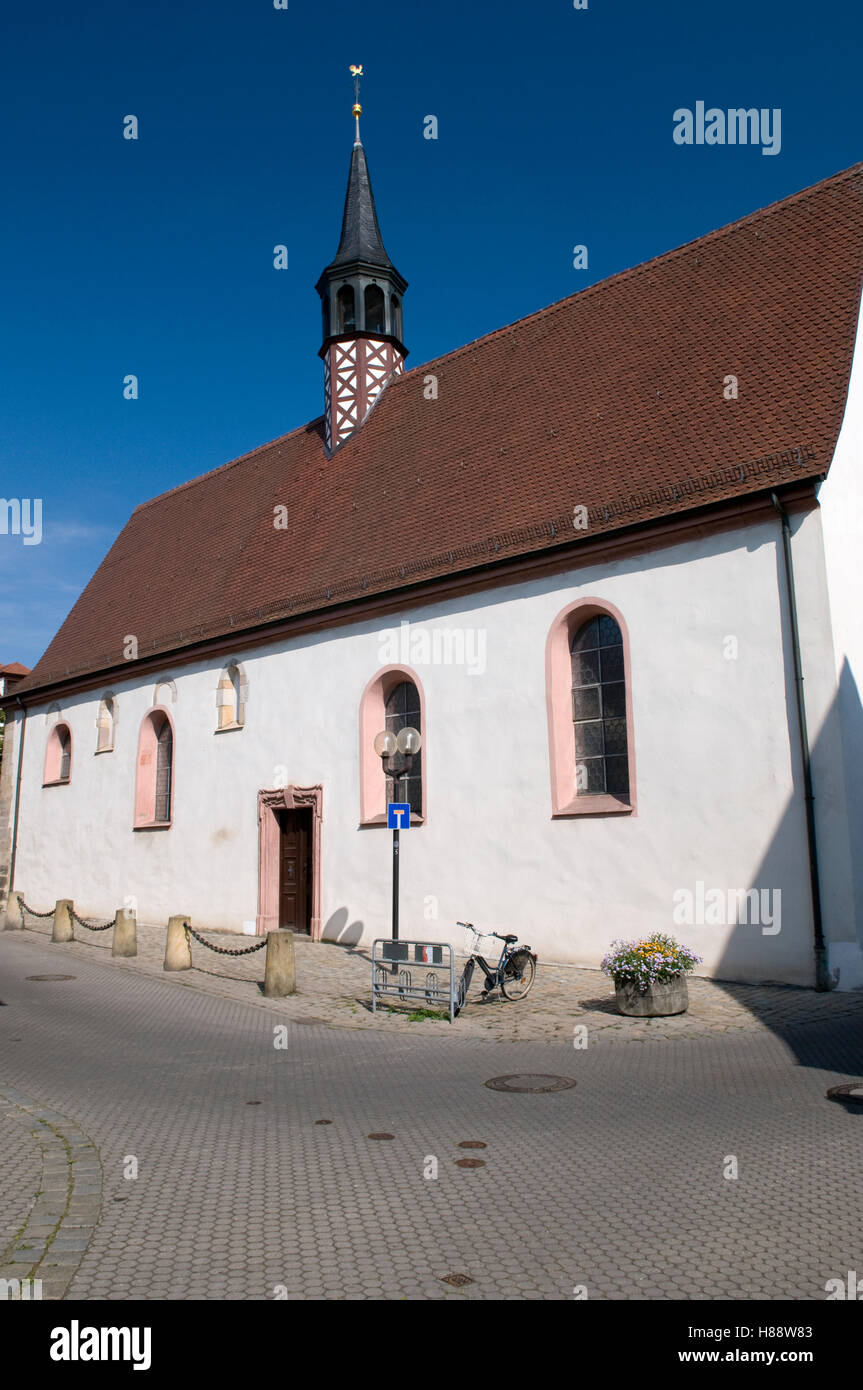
[{"x1": 457, "y1": 921, "x2": 507, "y2": 941}]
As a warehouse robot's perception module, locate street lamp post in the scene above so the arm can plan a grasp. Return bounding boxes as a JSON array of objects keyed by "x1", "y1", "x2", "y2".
[{"x1": 373, "y1": 725, "x2": 422, "y2": 943}]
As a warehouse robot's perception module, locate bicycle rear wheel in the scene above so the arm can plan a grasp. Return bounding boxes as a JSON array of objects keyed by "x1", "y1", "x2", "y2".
[{"x1": 500, "y1": 950, "x2": 536, "y2": 1001}]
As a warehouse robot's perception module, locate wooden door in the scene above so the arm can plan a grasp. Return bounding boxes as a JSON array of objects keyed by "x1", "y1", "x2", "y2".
[{"x1": 277, "y1": 808, "x2": 311, "y2": 933}]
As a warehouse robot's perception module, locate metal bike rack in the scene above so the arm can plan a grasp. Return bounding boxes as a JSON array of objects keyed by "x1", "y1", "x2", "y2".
[{"x1": 371, "y1": 940, "x2": 456, "y2": 1023}]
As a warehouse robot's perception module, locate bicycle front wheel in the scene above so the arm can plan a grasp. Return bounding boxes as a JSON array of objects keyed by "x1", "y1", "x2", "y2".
[{"x1": 500, "y1": 950, "x2": 536, "y2": 1001}]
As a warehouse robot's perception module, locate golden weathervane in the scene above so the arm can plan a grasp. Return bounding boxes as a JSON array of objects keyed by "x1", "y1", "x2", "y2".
[{"x1": 350, "y1": 64, "x2": 363, "y2": 139}]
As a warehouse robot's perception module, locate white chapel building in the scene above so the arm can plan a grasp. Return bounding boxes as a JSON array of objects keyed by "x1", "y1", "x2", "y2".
[{"x1": 2, "y1": 125, "x2": 863, "y2": 990}]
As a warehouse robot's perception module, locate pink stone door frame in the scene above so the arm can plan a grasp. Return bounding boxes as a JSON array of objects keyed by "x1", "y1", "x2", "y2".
[{"x1": 257, "y1": 785, "x2": 323, "y2": 938}]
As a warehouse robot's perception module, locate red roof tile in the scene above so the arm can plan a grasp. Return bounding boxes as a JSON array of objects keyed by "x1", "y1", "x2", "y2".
[{"x1": 17, "y1": 163, "x2": 863, "y2": 696}]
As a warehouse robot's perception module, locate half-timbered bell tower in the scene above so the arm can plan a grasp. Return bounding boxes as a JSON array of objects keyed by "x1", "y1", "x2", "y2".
[{"x1": 316, "y1": 67, "x2": 408, "y2": 451}]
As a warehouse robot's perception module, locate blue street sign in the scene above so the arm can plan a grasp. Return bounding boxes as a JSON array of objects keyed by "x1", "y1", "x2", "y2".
[{"x1": 387, "y1": 802, "x2": 411, "y2": 830}]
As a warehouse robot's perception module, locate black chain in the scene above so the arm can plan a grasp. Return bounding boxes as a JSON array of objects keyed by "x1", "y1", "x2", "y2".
[
  {"x1": 187, "y1": 925, "x2": 268, "y2": 956},
  {"x1": 21, "y1": 901, "x2": 55, "y2": 919},
  {"x1": 69, "y1": 907, "x2": 116, "y2": 933}
]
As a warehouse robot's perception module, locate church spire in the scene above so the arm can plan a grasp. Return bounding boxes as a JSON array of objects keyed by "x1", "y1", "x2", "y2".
[{"x1": 316, "y1": 67, "x2": 408, "y2": 453}]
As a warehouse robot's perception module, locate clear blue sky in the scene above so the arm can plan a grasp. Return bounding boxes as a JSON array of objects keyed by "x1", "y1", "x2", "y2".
[{"x1": 2, "y1": 0, "x2": 861, "y2": 668}]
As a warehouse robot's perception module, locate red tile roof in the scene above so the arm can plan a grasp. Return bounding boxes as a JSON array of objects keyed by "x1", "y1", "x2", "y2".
[
  {"x1": 17, "y1": 163, "x2": 863, "y2": 697},
  {"x1": 0, "y1": 663, "x2": 31, "y2": 677}
]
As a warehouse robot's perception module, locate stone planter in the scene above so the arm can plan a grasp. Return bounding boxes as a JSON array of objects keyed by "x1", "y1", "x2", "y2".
[{"x1": 614, "y1": 976, "x2": 689, "y2": 1017}]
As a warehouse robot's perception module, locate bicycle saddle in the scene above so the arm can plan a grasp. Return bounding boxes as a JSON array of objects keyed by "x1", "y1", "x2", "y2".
[{"x1": 492, "y1": 932, "x2": 518, "y2": 943}]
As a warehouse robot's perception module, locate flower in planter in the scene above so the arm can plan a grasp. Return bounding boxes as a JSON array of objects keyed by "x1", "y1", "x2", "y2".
[{"x1": 601, "y1": 933, "x2": 702, "y2": 992}]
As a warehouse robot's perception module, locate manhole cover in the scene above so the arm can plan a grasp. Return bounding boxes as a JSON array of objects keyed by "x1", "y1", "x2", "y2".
[
  {"x1": 315, "y1": 1119, "x2": 332, "y2": 1125},
  {"x1": 440, "y1": 1272, "x2": 474, "y2": 1287},
  {"x1": 458, "y1": 1140, "x2": 487, "y2": 1149},
  {"x1": 826, "y1": 1083, "x2": 863, "y2": 1104},
  {"x1": 25, "y1": 975, "x2": 76, "y2": 982},
  {"x1": 484, "y1": 1074, "x2": 577, "y2": 1093},
  {"x1": 367, "y1": 1132, "x2": 394, "y2": 1140},
  {"x1": 455, "y1": 1158, "x2": 486, "y2": 1168}
]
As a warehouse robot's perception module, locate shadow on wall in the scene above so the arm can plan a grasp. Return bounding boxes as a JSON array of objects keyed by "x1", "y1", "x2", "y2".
[
  {"x1": 322, "y1": 906, "x2": 364, "y2": 948},
  {"x1": 708, "y1": 655, "x2": 863, "y2": 1072},
  {"x1": 838, "y1": 658, "x2": 863, "y2": 952}
]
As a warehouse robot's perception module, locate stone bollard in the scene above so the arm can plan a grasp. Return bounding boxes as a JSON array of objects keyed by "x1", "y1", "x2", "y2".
[
  {"x1": 264, "y1": 929, "x2": 296, "y2": 998},
  {"x1": 164, "y1": 915, "x2": 192, "y2": 971},
  {"x1": 3, "y1": 891, "x2": 24, "y2": 930},
  {"x1": 52, "y1": 899, "x2": 74, "y2": 943},
  {"x1": 112, "y1": 907, "x2": 137, "y2": 958}
]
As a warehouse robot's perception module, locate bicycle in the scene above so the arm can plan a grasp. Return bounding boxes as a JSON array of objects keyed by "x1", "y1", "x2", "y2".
[{"x1": 454, "y1": 922, "x2": 537, "y2": 1014}]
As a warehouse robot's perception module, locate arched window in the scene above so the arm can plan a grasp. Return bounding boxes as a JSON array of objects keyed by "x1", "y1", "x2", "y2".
[
  {"x1": 96, "y1": 696, "x2": 116, "y2": 752},
  {"x1": 570, "y1": 615, "x2": 628, "y2": 795},
  {"x1": 545, "y1": 599, "x2": 635, "y2": 816},
  {"x1": 134, "y1": 710, "x2": 174, "y2": 828},
  {"x1": 155, "y1": 719, "x2": 173, "y2": 823},
  {"x1": 152, "y1": 678, "x2": 177, "y2": 705},
  {"x1": 384, "y1": 680, "x2": 423, "y2": 815},
  {"x1": 337, "y1": 285, "x2": 355, "y2": 333},
  {"x1": 321, "y1": 292, "x2": 330, "y2": 339},
  {"x1": 216, "y1": 662, "x2": 246, "y2": 731},
  {"x1": 358, "y1": 666, "x2": 427, "y2": 824},
  {"x1": 44, "y1": 722, "x2": 72, "y2": 785},
  {"x1": 364, "y1": 284, "x2": 386, "y2": 335},
  {"x1": 391, "y1": 295, "x2": 402, "y2": 340}
]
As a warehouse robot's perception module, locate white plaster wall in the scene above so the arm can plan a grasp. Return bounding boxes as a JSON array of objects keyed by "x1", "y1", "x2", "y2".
[
  {"x1": 13, "y1": 519, "x2": 822, "y2": 984},
  {"x1": 818, "y1": 296, "x2": 863, "y2": 972}
]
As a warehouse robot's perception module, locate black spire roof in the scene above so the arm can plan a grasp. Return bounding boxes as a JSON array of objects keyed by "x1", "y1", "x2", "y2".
[{"x1": 324, "y1": 140, "x2": 401, "y2": 277}]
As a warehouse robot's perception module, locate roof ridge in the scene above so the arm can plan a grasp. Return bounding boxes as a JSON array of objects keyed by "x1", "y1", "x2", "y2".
[
  {"x1": 131, "y1": 415, "x2": 325, "y2": 515},
  {"x1": 128, "y1": 161, "x2": 863, "y2": 498},
  {"x1": 394, "y1": 160, "x2": 863, "y2": 381}
]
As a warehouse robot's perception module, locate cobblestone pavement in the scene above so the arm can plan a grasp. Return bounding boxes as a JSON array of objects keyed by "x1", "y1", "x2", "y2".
[
  {"x1": 12, "y1": 913, "x2": 863, "y2": 1046},
  {"x1": 1, "y1": 929, "x2": 863, "y2": 1301},
  {"x1": 0, "y1": 1082, "x2": 101, "y2": 1299}
]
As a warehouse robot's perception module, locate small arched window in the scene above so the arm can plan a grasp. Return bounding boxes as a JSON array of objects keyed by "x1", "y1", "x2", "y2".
[
  {"x1": 391, "y1": 295, "x2": 402, "y2": 340},
  {"x1": 570, "y1": 615, "x2": 628, "y2": 795},
  {"x1": 337, "y1": 285, "x2": 355, "y2": 333},
  {"x1": 364, "y1": 284, "x2": 386, "y2": 335},
  {"x1": 44, "y1": 722, "x2": 72, "y2": 785},
  {"x1": 359, "y1": 667, "x2": 427, "y2": 824},
  {"x1": 134, "y1": 710, "x2": 174, "y2": 828},
  {"x1": 384, "y1": 680, "x2": 423, "y2": 816},
  {"x1": 321, "y1": 292, "x2": 330, "y2": 339},
  {"x1": 96, "y1": 696, "x2": 116, "y2": 752},
  {"x1": 216, "y1": 662, "x2": 246, "y2": 731}
]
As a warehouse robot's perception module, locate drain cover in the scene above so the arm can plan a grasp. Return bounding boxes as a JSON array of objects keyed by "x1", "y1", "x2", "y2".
[
  {"x1": 485, "y1": 1074, "x2": 576, "y2": 1093},
  {"x1": 455, "y1": 1157, "x2": 486, "y2": 1168},
  {"x1": 25, "y1": 975, "x2": 76, "y2": 982},
  {"x1": 458, "y1": 1140, "x2": 487, "y2": 1149},
  {"x1": 826, "y1": 1083, "x2": 863, "y2": 1104},
  {"x1": 440, "y1": 1272, "x2": 473, "y2": 1287},
  {"x1": 367, "y1": 1132, "x2": 394, "y2": 1140},
  {"x1": 246, "y1": 1101, "x2": 262, "y2": 1106},
  {"x1": 315, "y1": 1119, "x2": 332, "y2": 1126}
]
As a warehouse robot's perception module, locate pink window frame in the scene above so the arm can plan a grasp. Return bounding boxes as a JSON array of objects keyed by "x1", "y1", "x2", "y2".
[
  {"x1": 545, "y1": 597, "x2": 637, "y2": 817},
  {"x1": 43, "y1": 722, "x2": 73, "y2": 786},
  {"x1": 133, "y1": 707, "x2": 175, "y2": 829},
  {"x1": 359, "y1": 665, "x2": 427, "y2": 826}
]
